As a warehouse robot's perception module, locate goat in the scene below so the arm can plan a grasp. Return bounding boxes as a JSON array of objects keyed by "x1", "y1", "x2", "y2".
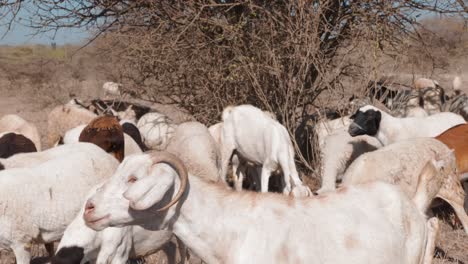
[{"x1": 83, "y1": 151, "x2": 438, "y2": 264}]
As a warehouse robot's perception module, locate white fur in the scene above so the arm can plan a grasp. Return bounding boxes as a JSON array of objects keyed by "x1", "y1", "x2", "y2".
[
  {"x1": 0, "y1": 143, "x2": 119, "y2": 264},
  {"x1": 354, "y1": 105, "x2": 465, "y2": 145},
  {"x1": 0, "y1": 114, "x2": 42, "y2": 151},
  {"x1": 220, "y1": 105, "x2": 310, "y2": 197},
  {"x1": 84, "y1": 153, "x2": 436, "y2": 264},
  {"x1": 55, "y1": 184, "x2": 174, "y2": 264},
  {"x1": 137, "y1": 112, "x2": 176, "y2": 150},
  {"x1": 47, "y1": 101, "x2": 97, "y2": 147},
  {"x1": 314, "y1": 116, "x2": 352, "y2": 148},
  {"x1": 316, "y1": 131, "x2": 382, "y2": 194},
  {"x1": 342, "y1": 138, "x2": 468, "y2": 234},
  {"x1": 209, "y1": 122, "x2": 260, "y2": 191},
  {"x1": 414, "y1": 78, "x2": 439, "y2": 90}
]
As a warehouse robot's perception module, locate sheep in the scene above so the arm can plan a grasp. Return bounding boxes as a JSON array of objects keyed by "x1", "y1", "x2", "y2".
[
  {"x1": 83, "y1": 151, "x2": 437, "y2": 264},
  {"x1": 52, "y1": 184, "x2": 176, "y2": 264},
  {"x1": 348, "y1": 105, "x2": 466, "y2": 146},
  {"x1": 435, "y1": 124, "x2": 468, "y2": 211},
  {"x1": 47, "y1": 101, "x2": 97, "y2": 147},
  {"x1": 220, "y1": 105, "x2": 311, "y2": 197},
  {"x1": 316, "y1": 131, "x2": 382, "y2": 194},
  {"x1": 54, "y1": 121, "x2": 221, "y2": 263},
  {"x1": 61, "y1": 124, "x2": 143, "y2": 159},
  {"x1": 167, "y1": 121, "x2": 222, "y2": 183},
  {"x1": 209, "y1": 122, "x2": 261, "y2": 191},
  {"x1": 137, "y1": 112, "x2": 177, "y2": 150},
  {"x1": 102, "y1": 82, "x2": 122, "y2": 96},
  {"x1": 0, "y1": 114, "x2": 42, "y2": 151},
  {"x1": 0, "y1": 132, "x2": 37, "y2": 158},
  {"x1": 78, "y1": 116, "x2": 126, "y2": 162},
  {"x1": 341, "y1": 138, "x2": 468, "y2": 234},
  {"x1": 0, "y1": 143, "x2": 120, "y2": 264}
]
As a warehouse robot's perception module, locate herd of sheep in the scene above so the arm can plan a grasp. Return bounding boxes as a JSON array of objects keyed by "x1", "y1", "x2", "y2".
[{"x1": 0, "y1": 78, "x2": 467, "y2": 264}]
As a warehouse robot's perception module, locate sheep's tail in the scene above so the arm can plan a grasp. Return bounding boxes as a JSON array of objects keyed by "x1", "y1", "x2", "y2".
[{"x1": 222, "y1": 106, "x2": 235, "y2": 121}]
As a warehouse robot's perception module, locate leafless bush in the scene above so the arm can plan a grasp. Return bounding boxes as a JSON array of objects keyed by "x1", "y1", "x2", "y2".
[{"x1": 1, "y1": 0, "x2": 467, "y2": 175}]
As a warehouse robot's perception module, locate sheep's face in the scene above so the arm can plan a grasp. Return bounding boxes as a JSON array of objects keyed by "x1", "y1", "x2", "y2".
[
  {"x1": 84, "y1": 153, "x2": 177, "y2": 231},
  {"x1": 348, "y1": 107, "x2": 381, "y2": 137}
]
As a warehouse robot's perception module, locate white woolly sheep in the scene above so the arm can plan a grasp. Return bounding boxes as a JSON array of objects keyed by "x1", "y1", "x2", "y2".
[
  {"x1": 0, "y1": 143, "x2": 119, "y2": 264},
  {"x1": 52, "y1": 184, "x2": 176, "y2": 264},
  {"x1": 316, "y1": 131, "x2": 382, "y2": 194},
  {"x1": 220, "y1": 105, "x2": 311, "y2": 197},
  {"x1": 348, "y1": 105, "x2": 466, "y2": 146},
  {"x1": 83, "y1": 151, "x2": 438, "y2": 264},
  {"x1": 137, "y1": 112, "x2": 177, "y2": 150},
  {"x1": 0, "y1": 114, "x2": 42, "y2": 151},
  {"x1": 47, "y1": 101, "x2": 97, "y2": 147},
  {"x1": 342, "y1": 138, "x2": 468, "y2": 233}
]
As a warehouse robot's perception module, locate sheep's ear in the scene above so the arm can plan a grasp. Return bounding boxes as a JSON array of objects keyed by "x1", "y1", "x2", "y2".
[{"x1": 123, "y1": 166, "x2": 176, "y2": 211}]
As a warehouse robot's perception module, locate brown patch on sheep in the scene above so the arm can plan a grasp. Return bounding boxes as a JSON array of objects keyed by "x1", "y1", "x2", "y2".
[{"x1": 79, "y1": 116, "x2": 125, "y2": 162}]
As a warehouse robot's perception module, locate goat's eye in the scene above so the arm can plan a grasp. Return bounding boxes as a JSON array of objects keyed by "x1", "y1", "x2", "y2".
[{"x1": 128, "y1": 176, "x2": 138, "y2": 184}]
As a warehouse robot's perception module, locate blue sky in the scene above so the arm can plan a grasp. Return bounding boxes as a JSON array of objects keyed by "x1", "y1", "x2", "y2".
[{"x1": 0, "y1": 7, "x2": 89, "y2": 46}]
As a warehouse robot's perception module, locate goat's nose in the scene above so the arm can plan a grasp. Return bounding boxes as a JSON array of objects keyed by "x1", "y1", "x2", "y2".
[{"x1": 84, "y1": 200, "x2": 95, "y2": 215}]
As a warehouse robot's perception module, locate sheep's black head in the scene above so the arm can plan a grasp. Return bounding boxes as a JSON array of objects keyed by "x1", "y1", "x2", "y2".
[
  {"x1": 0, "y1": 133, "x2": 37, "y2": 158},
  {"x1": 50, "y1": 246, "x2": 84, "y2": 264},
  {"x1": 348, "y1": 106, "x2": 382, "y2": 137}
]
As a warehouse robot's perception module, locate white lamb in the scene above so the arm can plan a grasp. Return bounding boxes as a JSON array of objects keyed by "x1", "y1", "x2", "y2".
[
  {"x1": 348, "y1": 105, "x2": 466, "y2": 145},
  {"x1": 83, "y1": 151, "x2": 438, "y2": 264},
  {"x1": 0, "y1": 143, "x2": 119, "y2": 264},
  {"x1": 220, "y1": 105, "x2": 311, "y2": 197},
  {"x1": 0, "y1": 114, "x2": 42, "y2": 151},
  {"x1": 137, "y1": 112, "x2": 177, "y2": 150}
]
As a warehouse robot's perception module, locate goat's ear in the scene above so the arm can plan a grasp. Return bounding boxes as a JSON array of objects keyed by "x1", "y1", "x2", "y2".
[
  {"x1": 123, "y1": 167, "x2": 176, "y2": 211},
  {"x1": 350, "y1": 112, "x2": 357, "y2": 120}
]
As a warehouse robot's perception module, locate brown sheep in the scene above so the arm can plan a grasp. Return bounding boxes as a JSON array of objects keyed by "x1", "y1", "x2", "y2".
[{"x1": 79, "y1": 116, "x2": 125, "y2": 162}]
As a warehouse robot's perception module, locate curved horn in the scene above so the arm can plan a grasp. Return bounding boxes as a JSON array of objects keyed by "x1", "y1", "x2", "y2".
[{"x1": 149, "y1": 151, "x2": 188, "y2": 212}]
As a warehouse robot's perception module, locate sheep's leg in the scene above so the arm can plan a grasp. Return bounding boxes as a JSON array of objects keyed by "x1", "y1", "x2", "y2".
[
  {"x1": 220, "y1": 142, "x2": 235, "y2": 186},
  {"x1": 278, "y1": 155, "x2": 292, "y2": 195},
  {"x1": 260, "y1": 165, "x2": 272, "y2": 193},
  {"x1": 232, "y1": 155, "x2": 244, "y2": 191},
  {"x1": 11, "y1": 243, "x2": 31, "y2": 264},
  {"x1": 422, "y1": 217, "x2": 439, "y2": 264},
  {"x1": 176, "y1": 236, "x2": 186, "y2": 264}
]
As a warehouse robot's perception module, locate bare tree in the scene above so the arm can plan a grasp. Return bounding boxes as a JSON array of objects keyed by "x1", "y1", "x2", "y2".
[{"x1": 1, "y1": 0, "x2": 467, "y2": 175}]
